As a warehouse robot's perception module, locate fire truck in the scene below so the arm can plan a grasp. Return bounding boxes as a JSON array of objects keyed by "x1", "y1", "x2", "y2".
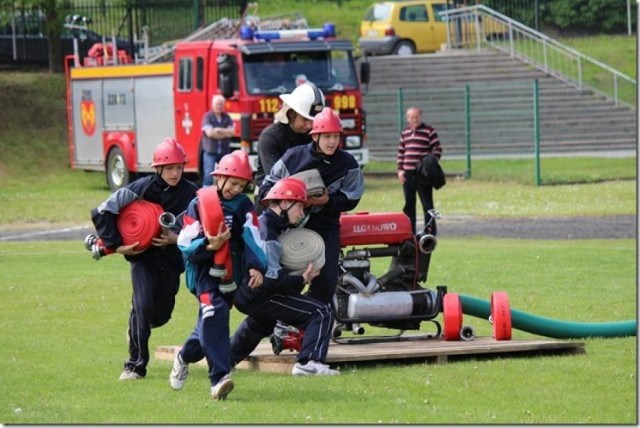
[{"x1": 65, "y1": 18, "x2": 370, "y2": 191}]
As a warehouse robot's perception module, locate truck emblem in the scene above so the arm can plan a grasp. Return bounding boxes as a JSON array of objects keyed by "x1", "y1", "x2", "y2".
[
  {"x1": 181, "y1": 103, "x2": 193, "y2": 135},
  {"x1": 81, "y1": 100, "x2": 96, "y2": 136}
]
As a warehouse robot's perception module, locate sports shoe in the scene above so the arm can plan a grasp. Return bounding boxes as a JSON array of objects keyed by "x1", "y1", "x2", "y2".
[
  {"x1": 292, "y1": 360, "x2": 340, "y2": 376},
  {"x1": 211, "y1": 375, "x2": 234, "y2": 401},
  {"x1": 119, "y1": 368, "x2": 143, "y2": 381},
  {"x1": 84, "y1": 234, "x2": 98, "y2": 250},
  {"x1": 169, "y1": 352, "x2": 189, "y2": 390}
]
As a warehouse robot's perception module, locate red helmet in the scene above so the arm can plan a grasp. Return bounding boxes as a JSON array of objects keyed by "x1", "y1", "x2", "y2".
[
  {"x1": 262, "y1": 177, "x2": 308, "y2": 206},
  {"x1": 309, "y1": 107, "x2": 342, "y2": 135},
  {"x1": 151, "y1": 137, "x2": 188, "y2": 167},
  {"x1": 212, "y1": 150, "x2": 253, "y2": 182}
]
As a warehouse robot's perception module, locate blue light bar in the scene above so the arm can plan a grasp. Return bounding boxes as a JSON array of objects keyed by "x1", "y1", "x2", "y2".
[{"x1": 239, "y1": 23, "x2": 336, "y2": 41}]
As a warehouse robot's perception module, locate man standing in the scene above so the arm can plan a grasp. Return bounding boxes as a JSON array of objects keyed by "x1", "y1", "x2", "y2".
[
  {"x1": 201, "y1": 94, "x2": 235, "y2": 186},
  {"x1": 397, "y1": 106, "x2": 442, "y2": 234}
]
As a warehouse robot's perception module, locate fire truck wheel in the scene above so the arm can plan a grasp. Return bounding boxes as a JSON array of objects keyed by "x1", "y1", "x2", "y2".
[
  {"x1": 442, "y1": 293, "x2": 462, "y2": 341},
  {"x1": 490, "y1": 291, "x2": 512, "y2": 341},
  {"x1": 106, "y1": 147, "x2": 131, "y2": 192}
]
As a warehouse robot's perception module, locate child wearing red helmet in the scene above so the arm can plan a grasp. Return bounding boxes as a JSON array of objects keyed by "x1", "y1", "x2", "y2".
[
  {"x1": 230, "y1": 177, "x2": 339, "y2": 376},
  {"x1": 169, "y1": 150, "x2": 263, "y2": 401},
  {"x1": 259, "y1": 107, "x2": 365, "y2": 304},
  {"x1": 88, "y1": 137, "x2": 198, "y2": 381}
]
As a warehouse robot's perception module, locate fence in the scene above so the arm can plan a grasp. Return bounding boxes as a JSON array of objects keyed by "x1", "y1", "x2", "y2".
[
  {"x1": 363, "y1": 82, "x2": 636, "y2": 186},
  {"x1": 0, "y1": 0, "x2": 246, "y2": 64}
]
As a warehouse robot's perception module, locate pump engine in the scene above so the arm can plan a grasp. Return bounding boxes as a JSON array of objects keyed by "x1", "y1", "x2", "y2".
[{"x1": 332, "y1": 209, "x2": 445, "y2": 342}]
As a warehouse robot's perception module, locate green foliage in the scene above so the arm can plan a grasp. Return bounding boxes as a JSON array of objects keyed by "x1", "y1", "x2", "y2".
[
  {"x1": 0, "y1": 238, "x2": 635, "y2": 424},
  {"x1": 544, "y1": 0, "x2": 636, "y2": 32}
]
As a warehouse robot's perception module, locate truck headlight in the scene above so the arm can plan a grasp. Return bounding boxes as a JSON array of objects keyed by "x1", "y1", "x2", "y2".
[
  {"x1": 344, "y1": 135, "x2": 361, "y2": 149},
  {"x1": 341, "y1": 118, "x2": 356, "y2": 129}
]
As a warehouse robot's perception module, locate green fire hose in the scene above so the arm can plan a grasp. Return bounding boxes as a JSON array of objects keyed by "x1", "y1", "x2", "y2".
[{"x1": 459, "y1": 294, "x2": 637, "y2": 339}]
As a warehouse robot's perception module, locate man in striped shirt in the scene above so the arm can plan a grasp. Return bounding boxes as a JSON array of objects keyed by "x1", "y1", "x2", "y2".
[{"x1": 396, "y1": 106, "x2": 443, "y2": 234}]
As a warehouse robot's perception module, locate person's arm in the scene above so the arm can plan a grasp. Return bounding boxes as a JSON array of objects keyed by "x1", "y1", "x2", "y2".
[
  {"x1": 202, "y1": 112, "x2": 216, "y2": 138},
  {"x1": 219, "y1": 114, "x2": 235, "y2": 138},
  {"x1": 428, "y1": 126, "x2": 443, "y2": 160},
  {"x1": 397, "y1": 132, "x2": 406, "y2": 182},
  {"x1": 91, "y1": 180, "x2": 145, "y2": 249},
  {"x1": 326, "y1": 163, "x2": 364, "y2": 214},
  {"x1": 177, "y1": 199, "x2": 221, "y2": 262},
  {"x1": 257, "y1": 130, "x2": 284, "y2": 182}
]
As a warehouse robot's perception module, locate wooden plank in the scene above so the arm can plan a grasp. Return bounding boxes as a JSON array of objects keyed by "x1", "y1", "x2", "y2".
[{"x1": 156, "y1": 336, "x2": 585, "y2": 374}]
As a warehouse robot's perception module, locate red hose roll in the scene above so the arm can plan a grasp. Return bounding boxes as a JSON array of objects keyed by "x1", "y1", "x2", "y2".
[
  {"x1": 117, "y1": 200, "x2": 164, "y2": 250},
  {"x1": 196, "y1": 187, "x2": 233, "y2": 281},
  {"x1": 491, "y1": 291, "x2": 512, "y2": 340},
  {"x1": 443, "y1": 293, "x2": 463, "y2": 341}
]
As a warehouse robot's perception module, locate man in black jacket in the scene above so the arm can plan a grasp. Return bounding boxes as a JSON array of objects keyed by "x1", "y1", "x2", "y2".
[{"x1": 254, "y1": 82, "x2": 325, "y2": 207}]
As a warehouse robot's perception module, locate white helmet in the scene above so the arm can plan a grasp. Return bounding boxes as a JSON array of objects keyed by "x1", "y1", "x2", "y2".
[{"x1": 274, "y1": 82, "x2": 325, "y2": 124}]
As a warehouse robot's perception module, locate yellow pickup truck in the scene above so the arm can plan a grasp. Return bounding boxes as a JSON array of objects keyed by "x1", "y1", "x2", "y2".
[{"x1": 358, "y1": 0, "x2": 506, "y2": 56}]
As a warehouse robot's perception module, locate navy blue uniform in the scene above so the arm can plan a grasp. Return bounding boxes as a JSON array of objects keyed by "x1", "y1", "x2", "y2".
[
  {"x1": 259, "y1": 142, "x2": 365, "y2": 303},
  {"x1": 91, "y1": 174, "x2": 198, "y2": 378},
  {"x1": 176, "y1": 192, "x2": 261, "y2": 386},
  {"x1": 230, "y1": 210, "x2": 334, "y2": 365}
]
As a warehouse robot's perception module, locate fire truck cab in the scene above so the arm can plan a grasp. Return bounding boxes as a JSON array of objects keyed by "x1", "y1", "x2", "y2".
[{"x1": 66, "y1": 21, "x2": 370, "y2": 191}]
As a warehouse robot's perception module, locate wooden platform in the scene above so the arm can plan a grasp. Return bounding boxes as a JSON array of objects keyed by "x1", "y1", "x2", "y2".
[{"x1": 156, "y1": 336, "x2": 585, "y2": 374}]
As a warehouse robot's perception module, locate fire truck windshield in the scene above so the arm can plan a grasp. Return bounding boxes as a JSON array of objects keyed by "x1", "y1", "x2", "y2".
[{"x1": 243, "y1": 50, "x2": 359, "y2": 95}]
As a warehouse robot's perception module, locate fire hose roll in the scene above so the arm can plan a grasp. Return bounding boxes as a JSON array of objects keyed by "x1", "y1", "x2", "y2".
[
  {"x1": 117, "y1": 200, "x2": 164, "y2": 250},
  {"x1": 197, "y1": 187, "x2": 232, "y2": 280},
  {"x1": 278, "y1": 228, "x2": 325, "y2": 275}
]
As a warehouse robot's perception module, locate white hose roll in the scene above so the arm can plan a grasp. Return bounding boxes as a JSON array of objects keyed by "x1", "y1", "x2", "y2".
[{"x1": 278, "y1": 228, "x2": 325, "y2": 275}]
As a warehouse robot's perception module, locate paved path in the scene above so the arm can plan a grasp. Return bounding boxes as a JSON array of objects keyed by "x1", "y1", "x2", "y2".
[{"x1": 0, "y1": 215, "x2": 635, "y2": 242}]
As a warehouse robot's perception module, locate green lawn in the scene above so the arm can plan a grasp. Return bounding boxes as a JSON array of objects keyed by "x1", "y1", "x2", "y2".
[{"x1": 0, "y1": 238, "x2": 635, "y2": 424}]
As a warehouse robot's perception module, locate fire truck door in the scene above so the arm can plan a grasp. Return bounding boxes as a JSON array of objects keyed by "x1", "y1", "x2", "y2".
[{"x1": 173, "y1": 53, "x2": 209, "y2": 172}]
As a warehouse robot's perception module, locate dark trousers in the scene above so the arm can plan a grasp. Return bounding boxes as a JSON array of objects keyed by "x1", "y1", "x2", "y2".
[
  {"x1": 179, "y1": 292, "x2": 232, "y2": 386},
  {"x1": 125, "y1": 260, "x2": 180, "y2": 377},
  {"x1": 307, "y1": 226, "x2": 340, "y2": 304},
  {"x1": 402, "y1": 170, "x2": 436, "y2": 235},
  {"x1": 202, "y1": 152, "x2": 222, "y2": 187},
  {"x1": 231, "y1": 293, "x2": 333, "y2": 365}
]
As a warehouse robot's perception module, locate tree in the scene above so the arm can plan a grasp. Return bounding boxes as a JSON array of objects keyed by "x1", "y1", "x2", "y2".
[{"x1": 44, "y1": 0, "x2": 62, "y2": 72}]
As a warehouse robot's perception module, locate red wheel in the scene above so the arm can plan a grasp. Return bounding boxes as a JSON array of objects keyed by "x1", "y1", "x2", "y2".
[
  {"x1": 443, "y1": 293, "x2": 463, "y2": 341},
  {"x1": 491, "y1": 291, "x2": 512, "y2": 340}
]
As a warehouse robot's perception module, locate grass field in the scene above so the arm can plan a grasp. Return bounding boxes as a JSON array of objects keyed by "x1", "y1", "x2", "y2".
[{"x1": 0, "y1": 238, "x2": 636, "y2": 424}]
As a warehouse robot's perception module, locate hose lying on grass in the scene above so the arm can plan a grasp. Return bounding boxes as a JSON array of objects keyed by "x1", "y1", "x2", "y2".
[{"x1": 459, "y1": 294, "x2": 636, "y2": 339}]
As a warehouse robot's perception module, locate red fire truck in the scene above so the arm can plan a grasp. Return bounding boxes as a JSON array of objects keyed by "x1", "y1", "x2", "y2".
[{"x1": 65, "y1": 19, "x2": 370, "y2": 191}]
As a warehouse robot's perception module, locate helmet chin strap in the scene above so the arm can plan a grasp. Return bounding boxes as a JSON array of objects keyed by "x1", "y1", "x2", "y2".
[
  {"x1": 277, "y1": 202, "x2": 307, "y2": 228},
  {"x1": 312, "y1": 139, "x2": 331, "y2": 161},
  {"x1": 216, "y1": 176, "x2": 229, "y2": 197}
]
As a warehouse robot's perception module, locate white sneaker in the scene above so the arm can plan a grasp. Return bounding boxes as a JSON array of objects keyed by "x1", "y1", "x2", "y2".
[
  {"x1": 211, "y1": 375, "x2": 234, "y2": 401},
  {"x1": 292, "y1": 360, "x2": 340, "y2": 376},
  {"x1": 119, "y1": 369, "x2": 142, "y2": 381},
  {"x1": 169, "y1": 352, "x2": 189, "y2": 390}
]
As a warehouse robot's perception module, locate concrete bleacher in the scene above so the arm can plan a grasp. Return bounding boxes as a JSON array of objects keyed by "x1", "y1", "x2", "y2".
[{"x1": 359, "y1": 49, "x2": 637, "y2": 161}]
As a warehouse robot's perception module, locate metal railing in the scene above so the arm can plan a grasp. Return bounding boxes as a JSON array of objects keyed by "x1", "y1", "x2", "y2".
[{"x1": 440, "y1": 5, "x2": 637, "y2": 107}]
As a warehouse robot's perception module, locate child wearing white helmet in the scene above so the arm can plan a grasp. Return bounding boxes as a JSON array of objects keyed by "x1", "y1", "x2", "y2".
[{"x1": 230, "y1": 177, "x2": 339, "y2": 376}]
